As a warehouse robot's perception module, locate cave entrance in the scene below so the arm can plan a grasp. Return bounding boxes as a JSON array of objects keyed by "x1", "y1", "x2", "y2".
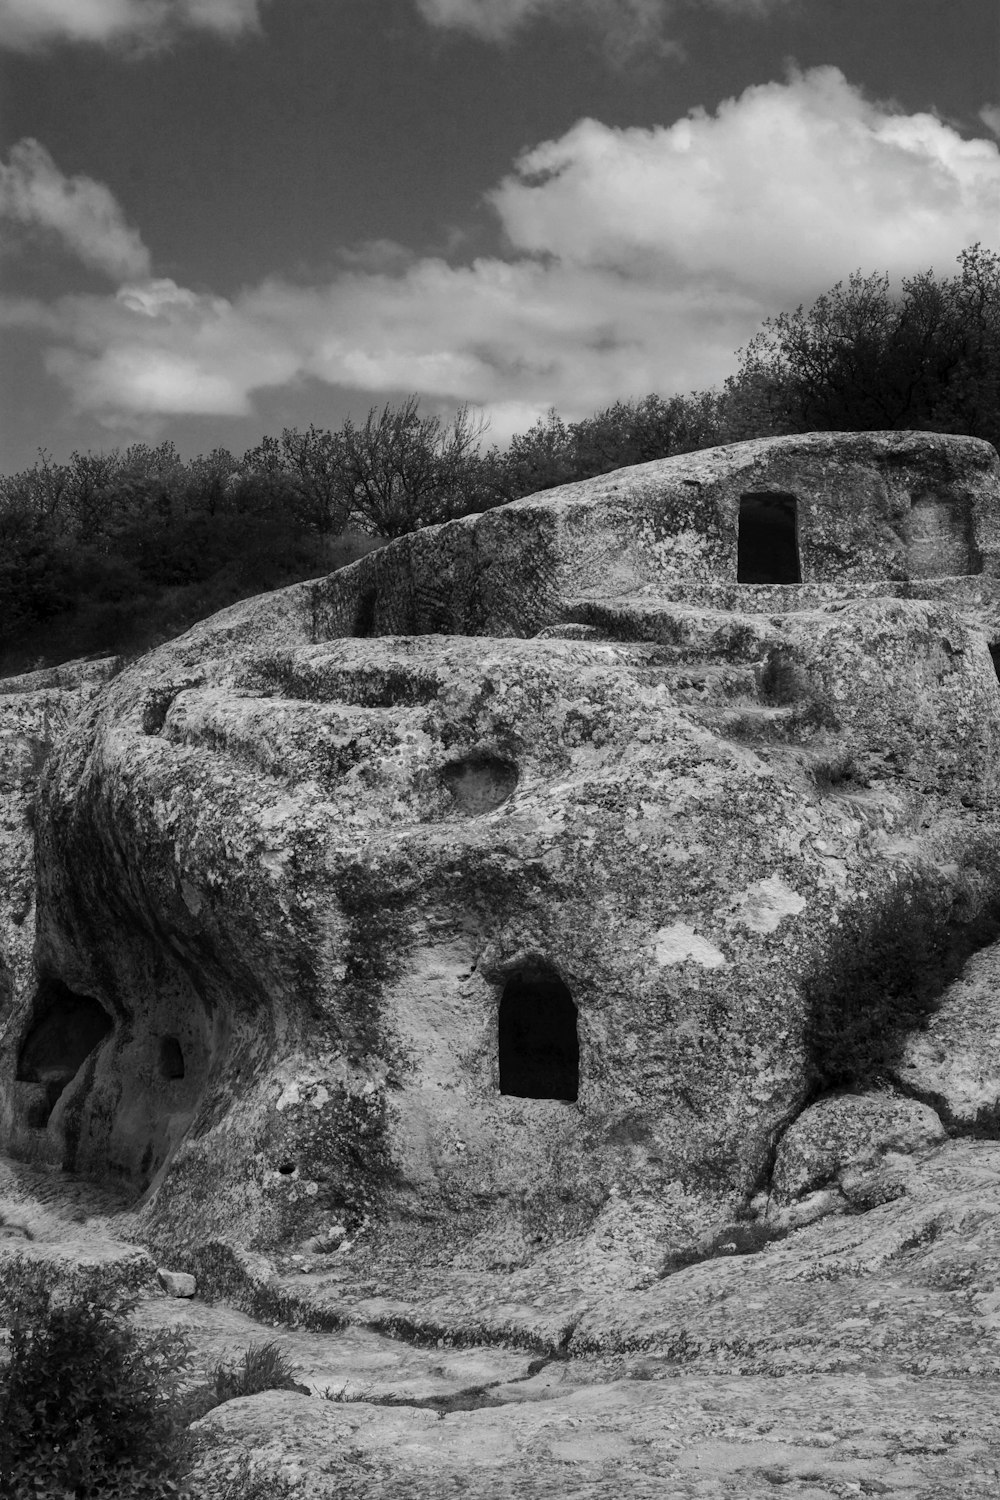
[
  {"x1": 499, "y1": 966, "x2": 579, "y2": 1101},
  {"x1": 737, "y1": 494, "x2": 801, "y2": 584},
  {"x1": 353, "y1": 587, "x2": 378, "y2": 637},
  {"x1": 16, "y1": 977, "x2": 112, "y2": 1127},
  {"x1": 159, "y1": 1036, "x2": 185, "y2": 1080}
]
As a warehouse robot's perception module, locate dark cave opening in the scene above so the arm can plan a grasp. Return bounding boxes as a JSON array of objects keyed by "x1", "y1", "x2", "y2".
[
  {"x1": 499, "y1": 966, "x2": 579, "y2": 1102},
  {"x1": 16, "y1": 977, "x2": 112, "y2": 1128},
  {"x1": 159, "y1": 1036, "x2": 185, "y2": 1080},
  {"x1": 737, "y1": 493, "x2": 801, "y2": 585},
  {"x1": 353, "y1": 587, "x2": 378, "y2": 637}
]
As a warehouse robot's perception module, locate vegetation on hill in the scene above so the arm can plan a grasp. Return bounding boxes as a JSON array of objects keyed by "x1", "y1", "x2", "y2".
[{"x1": 1, "y1": 245, "x2": 995, "y2": 674}]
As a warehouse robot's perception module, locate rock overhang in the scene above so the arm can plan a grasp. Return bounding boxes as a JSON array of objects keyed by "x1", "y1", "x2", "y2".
[{"x1": 6, "y1": 431, "x2": 1000, "y2": 1266}]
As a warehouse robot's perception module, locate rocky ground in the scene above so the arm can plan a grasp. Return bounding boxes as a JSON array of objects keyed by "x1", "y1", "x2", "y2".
[{"x1": 3, "y1": 1130, "x2": 1000, "y2": 1497}]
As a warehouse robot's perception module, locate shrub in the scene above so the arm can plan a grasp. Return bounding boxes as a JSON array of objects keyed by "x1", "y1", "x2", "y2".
[
  {"x1": 757, "y1": 648, "x2": 808, "y2": 705},
  {"x1": 181, "y1": 1339, "x2": 306, "y2": 1424},
  {"x1": 211, "y1": 1340, "x2": 303, "y2": 1404},
  {"x1": 0, "y1": 1288, "x2": 195, "y2": 1499},
  {"x1": 803, "y1": 880, "x2": 1000, "y2": 1090},
  {"x1": 810, "y1": 749, "x2": 862, "y2": 792}
]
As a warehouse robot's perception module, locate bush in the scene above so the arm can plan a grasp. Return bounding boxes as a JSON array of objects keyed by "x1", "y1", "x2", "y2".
[
  {"x1": 210, "y1": 1340, "x2": 303, "y2": 1404},
  {"x1": 728, "y1": 244, "x2": 1000, "y2": 446},
  {"x1": 181, "y1": 1339, "x2": 307, "y2": 1425},
  {"x1": 804, "y1": 880, "x2": 1000, "y2": 1090},
  {"x1": 0, "y1": 1289, "x2": 195, "y2": 1499}
]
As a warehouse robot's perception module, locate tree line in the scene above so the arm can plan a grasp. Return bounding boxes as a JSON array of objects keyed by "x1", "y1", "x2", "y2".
[{"x1": 1, "y1": 245, "x2": 996, "y2": 673}]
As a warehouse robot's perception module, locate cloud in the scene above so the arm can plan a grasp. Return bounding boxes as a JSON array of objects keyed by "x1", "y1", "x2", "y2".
[
  {"x1": 414, "y1": 0, "x2": 788, "y2": 52},
  {"x1": 41, "y1": 278, "x2": 300, "y2": 418},
  {"x1": 10, "y1": 68, "x2": 1000, "y2": 439},
  {"x1": 490, "y1": 67, "x2": 1000, "y2": 293},
  {"x1": 0, "y1": 139, "x2": 151, "y2": 280},
  {"x1": 0, "y1": 0, "x2": 262, "y2": 52},
  {"x1": 980, "y1": 105, "x2": 1000, "y2": 138},
  {"x1": 0, "y1": 0, "x2": 787, "y2": 53}
]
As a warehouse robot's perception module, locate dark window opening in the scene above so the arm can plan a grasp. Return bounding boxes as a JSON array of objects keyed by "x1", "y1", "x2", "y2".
[
  {"x1": 499, "y1": 967, "x2": 579, "y2": 1101},
  {"x1": 159, "y1": 1036, "x2": 185, "y2": 1081},
  {"x1": 737, "y1": 494, "x2": 801, "y2": 584},
  {"x1": 441, "y1": 753, "x2": 518, "y2": 815},
  {"x1": 353, "y1": 587, "x2": 377, "y2": 638},
  {"x1": 990, "y1": 645, "x2": 1000, "y2": 682},
  {"x1": 16, "y1": 977, "x2": 112, "y2": 1127}
]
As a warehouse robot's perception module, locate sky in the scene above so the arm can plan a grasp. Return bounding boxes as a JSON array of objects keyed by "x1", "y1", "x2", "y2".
[{"x1": 0, "y1": 0, "x2": 998, "y2": 472}]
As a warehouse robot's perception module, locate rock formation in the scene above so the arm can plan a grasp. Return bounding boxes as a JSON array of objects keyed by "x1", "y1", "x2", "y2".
[{"x1": 3, "y1": 429, "x2": 1000, "y2": 1286}]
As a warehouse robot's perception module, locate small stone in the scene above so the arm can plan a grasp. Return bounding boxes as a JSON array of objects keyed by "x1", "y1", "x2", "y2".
[{"x1": 157, "y1": 1268, "x2": 196, "y2": 1298}]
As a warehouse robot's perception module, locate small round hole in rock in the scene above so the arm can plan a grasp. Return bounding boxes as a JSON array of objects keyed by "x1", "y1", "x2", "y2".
[
  {"x1": 441, "y1": 753, "x2": 518, "y2": 815},
  {"x1": 278, "y1": 1162, "x2": 296, "y2": 1175},
  {"x1": 159, "y1": 1036, "x2": 185, "y2": 1081}
]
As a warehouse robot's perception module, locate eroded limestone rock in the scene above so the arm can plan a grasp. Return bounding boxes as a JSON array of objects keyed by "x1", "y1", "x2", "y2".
[
  {"x1": 3, "y1": 433, "x2": 1000, "y2": 1276},
  {"x1": 157, "y1": 1267, "x2": 196, "y2": 1297},
  {"x1": 770, "y1": 1091, "x2": 945, "y2": 1206},
  {"x1": 893, "y1": 944, "x2": 1000, "y2": 1128},
  {"x1": 0, "y1": 657, "x2": 121, "y2": 1162}
]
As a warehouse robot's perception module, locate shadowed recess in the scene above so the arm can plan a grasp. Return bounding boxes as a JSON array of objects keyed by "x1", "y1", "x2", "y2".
[
  {"x1": 499, "y1": 966, "x2": 579, "y2": 1101},
  {"x1": 737, "y1": 494, "x2": 801, "y2": 584},
  {"x1": 159, "y1": 1036, "x2": 185, "y2": 1080},
  {"x1": 441, "y1": 753, "x2": 518, "y2": 814},
  {"x1": 353, "y1": 587, "x2": 378, "y2": 637},
  {"x1": 16, "y1": 977, "x2": 112, "y2": 1127}
]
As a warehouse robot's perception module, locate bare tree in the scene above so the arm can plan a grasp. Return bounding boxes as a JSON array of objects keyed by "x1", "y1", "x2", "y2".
[{"x1": 342, "y1": 397, "x2": 490, "y2": 538}]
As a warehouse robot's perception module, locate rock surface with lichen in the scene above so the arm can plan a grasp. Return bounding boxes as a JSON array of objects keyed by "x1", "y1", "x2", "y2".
[
  {"x1": 5, "y1": 431, "x2": 1000, "y2": 1495},
  {"x1": 4, "y1": 431, "x2": 1000, "y2": 1285}
]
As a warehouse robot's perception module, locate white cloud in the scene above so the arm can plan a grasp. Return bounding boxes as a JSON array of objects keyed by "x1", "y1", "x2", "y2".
[
  {"x1": 490, "y1": 67, "x2": 1000, "y2": 294},
  {"x1": 0, "y1": 0, "x2": 261, "y2": 52},
  {"x1": 10, "y1": 69, "x2": 1000, "y2": 438},
  {"x1": 0, "y1": 138, "x2": 151, "y2": 280},
  {"x1": 42, "y1": 278, "x2": 300, "y2": 418}
]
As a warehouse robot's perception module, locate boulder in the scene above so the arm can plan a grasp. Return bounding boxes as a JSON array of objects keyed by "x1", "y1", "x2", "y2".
[
  {"x1": 4, "y1": 434, "x2": 1000, "y2": 1270},
  {"x1": 157, "y1": 1267, "x2": 196, "y2": 1297},
  {"x1": 770, "y1": 1090, "x2": 946, "y2": 1205},
  {"x1": 893, "y1": 944, "x2": 1000, "y2": 1128}
]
